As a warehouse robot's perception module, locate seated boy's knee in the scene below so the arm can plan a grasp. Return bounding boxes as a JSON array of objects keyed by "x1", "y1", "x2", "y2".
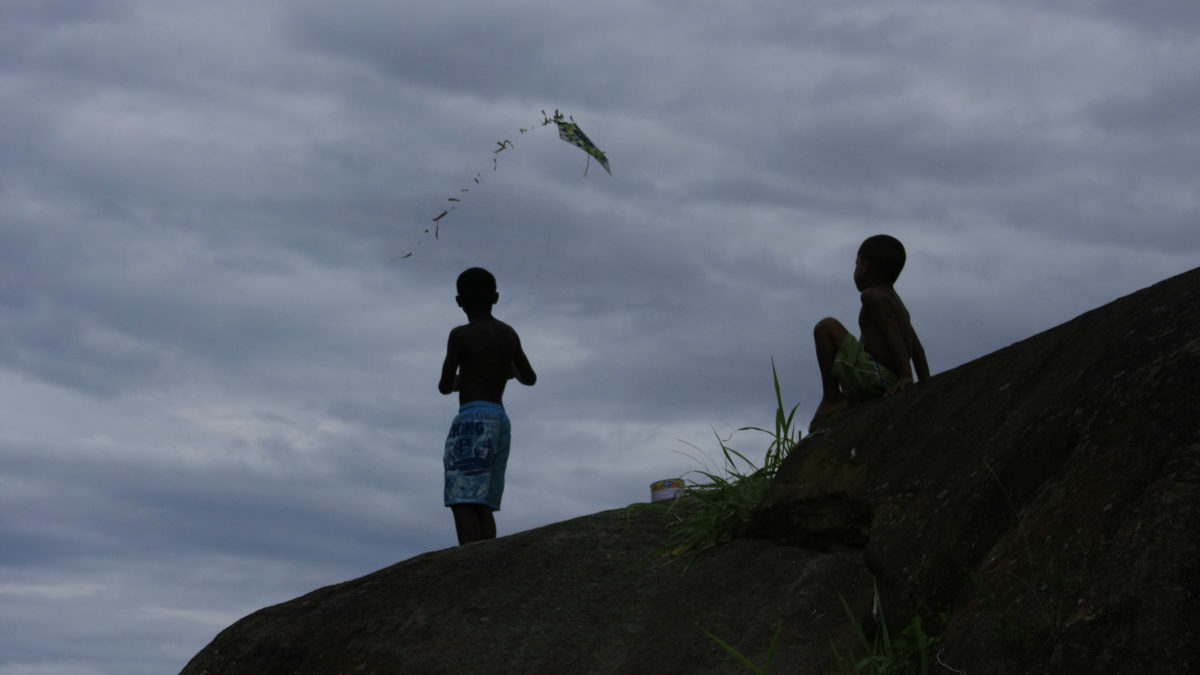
[{"x1": 814, "y1": 317, "x2": 841, "y2": 335}]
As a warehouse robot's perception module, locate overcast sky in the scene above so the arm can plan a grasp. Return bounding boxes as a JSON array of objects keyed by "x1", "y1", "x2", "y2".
[{"x1": 2, "y1": 1, "x2": 1198, "y2": 673}]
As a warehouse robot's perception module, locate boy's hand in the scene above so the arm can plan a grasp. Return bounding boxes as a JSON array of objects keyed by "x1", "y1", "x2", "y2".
[{"x1": 885, "y1": 374, "x2": 914, "y2": 397}]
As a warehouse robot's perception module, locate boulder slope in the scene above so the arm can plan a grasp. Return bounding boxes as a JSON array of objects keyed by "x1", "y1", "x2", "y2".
[{"x1": 183, "y1": 267, "x2": 1199, "y2": 674}]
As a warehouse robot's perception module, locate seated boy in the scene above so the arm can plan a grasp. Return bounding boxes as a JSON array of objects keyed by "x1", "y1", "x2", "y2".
[
  {"x1": 810, "y1": 234, "x2": 929, "y2": 428},
  {"x1": 438, "y1": 268, "x2": 537, "y2": 545}
]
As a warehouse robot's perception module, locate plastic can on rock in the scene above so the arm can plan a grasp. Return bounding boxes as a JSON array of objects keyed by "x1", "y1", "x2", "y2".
[{"x1": 650, "y1": 478, "x2": 685, "y2": 503}]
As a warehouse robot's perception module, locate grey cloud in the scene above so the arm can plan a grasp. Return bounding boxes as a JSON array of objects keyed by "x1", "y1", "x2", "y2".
[{"x1": 3, "y1": 2, "x2": 1199, "y2": 673}]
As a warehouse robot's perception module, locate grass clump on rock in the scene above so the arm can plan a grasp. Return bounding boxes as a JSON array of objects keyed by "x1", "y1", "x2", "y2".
[{"x1": 636, "y1": 362, "x2": 801, "y2": 557}]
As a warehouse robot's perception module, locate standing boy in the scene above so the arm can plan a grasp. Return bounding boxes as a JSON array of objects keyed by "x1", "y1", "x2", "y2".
[
  {"x1": 438, "y1": 268, "x2": 537, "y2": 545},
  {"x1": 811, "y1": 234, "x2": 929, "y2": 428}
]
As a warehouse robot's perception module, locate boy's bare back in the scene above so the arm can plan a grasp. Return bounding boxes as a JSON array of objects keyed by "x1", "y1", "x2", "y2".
[
  {"x1": 858, "y1": 286, "x2": 928, "y2": 392},
  {"x1": 439, "y1": 317, "x2": 536, "y2": 405}
]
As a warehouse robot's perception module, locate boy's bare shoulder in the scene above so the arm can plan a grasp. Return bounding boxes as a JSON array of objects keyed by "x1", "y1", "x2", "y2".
[
  {"x1": 859, "y1": 286, "x2": 914, "y2": 329},
  {"x1": 860, "y1": 286, "x2": 894, "y2": 302},
  {"x1": 861, "y1": 286, "x2": 909, "y2": 310},
  {"x1": 488, "y1": 317, "x2": 521, "y2": 338},
  {"x1": 451, "y1": 317, "x2": 520, "y2": 342}
]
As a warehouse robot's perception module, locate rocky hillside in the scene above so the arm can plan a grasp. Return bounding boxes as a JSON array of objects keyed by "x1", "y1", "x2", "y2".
[{"x1": 183, "y1": 267, "x2": 1199, "y2": 674}]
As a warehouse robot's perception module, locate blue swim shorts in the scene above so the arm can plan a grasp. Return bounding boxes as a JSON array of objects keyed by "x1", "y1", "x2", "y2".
[{"x1": 443, "y1": 401, "x2": 512, "y2": 511}]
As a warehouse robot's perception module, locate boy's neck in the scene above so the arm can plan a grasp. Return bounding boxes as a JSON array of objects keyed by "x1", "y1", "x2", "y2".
[
  {"x1": 858, "y1": 280, "x2": 894, "y2": 293},
  {"x1": 464, "y1": 308, "x2": 494, "y2": 322}
]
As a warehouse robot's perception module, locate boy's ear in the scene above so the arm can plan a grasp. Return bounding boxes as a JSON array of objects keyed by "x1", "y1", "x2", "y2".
[
  {"x1": 493, "y1": 292, "x2": 500, "y2": 304},
  {"x1": 455, "y1": 295, "x2": 463, "y2": 308}
]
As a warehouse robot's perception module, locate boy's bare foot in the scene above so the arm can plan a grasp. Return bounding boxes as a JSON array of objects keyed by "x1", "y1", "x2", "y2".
[{"x1": 810, "y1": 397, "x2": 850, "y2": 429}]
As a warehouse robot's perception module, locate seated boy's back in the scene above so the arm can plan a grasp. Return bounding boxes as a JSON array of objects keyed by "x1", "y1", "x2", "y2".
[{"x1": 857, "y1": 285, "x2": 925, "y2": 390}]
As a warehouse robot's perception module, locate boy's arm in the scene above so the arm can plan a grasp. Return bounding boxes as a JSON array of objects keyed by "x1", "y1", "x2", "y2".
[
  {"x1": 510, "y1": 332, "x2": 536, "y2": 386},
  {"x1": 437, "y1": 330, "x2": 461, "y2": 395},
  {"x1": 911, "y1": 333, "x2": 930, "y2": 381}
]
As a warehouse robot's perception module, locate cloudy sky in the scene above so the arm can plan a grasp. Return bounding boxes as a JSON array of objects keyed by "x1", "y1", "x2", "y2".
[{"x1": 2, "y1": 1, "x2": 1198, "y2": 672}]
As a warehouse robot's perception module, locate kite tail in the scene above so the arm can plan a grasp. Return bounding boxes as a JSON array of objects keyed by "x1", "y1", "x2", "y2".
[{"x1": 396, "y1": 109, "x2": 608, "y2": 261}]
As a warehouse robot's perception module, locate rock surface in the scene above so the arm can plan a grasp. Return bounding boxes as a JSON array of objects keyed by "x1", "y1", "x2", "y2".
[{"x1": 183, "y1": 268, "x2": 1199, "y2": 674}]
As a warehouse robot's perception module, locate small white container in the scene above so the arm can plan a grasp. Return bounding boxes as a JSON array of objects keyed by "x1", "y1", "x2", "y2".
[{"x1": 650, "y1": 478, "x2": 686, "y2": 503}]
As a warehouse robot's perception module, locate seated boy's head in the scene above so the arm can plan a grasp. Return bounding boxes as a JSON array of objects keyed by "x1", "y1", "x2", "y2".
[
  {"x1": 456, "y1": 267, "x2": 499, "y2": 311},
  {"x1": 857, "y1": 235, "x2": 906, "y2": 285}
]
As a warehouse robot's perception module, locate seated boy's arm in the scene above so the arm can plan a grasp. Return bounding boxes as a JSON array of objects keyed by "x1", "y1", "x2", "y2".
[
  {"x1": 511, "y1": 332, "x2": 536, "y2": 386},
  {"x1": 912, "y1": 334, "x2": 930, "y2": 381},
  {"x1": 438, "y1": 331, "x2": 461, "y2": 395}
]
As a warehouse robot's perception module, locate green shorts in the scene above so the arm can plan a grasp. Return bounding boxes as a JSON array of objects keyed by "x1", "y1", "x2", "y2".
[{"x1": 832, "y1": 334, "x2": 897, "y2": 401}]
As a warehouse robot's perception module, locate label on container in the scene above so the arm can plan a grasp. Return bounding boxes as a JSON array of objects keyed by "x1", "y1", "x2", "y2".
[{"x1": 650, "y1": 478, "x2": 686, "y2": 503}]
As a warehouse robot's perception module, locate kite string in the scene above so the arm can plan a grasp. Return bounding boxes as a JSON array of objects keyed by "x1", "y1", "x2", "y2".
[{"x1": 394, "y1": 110, "x2": 569, "y2": 261}]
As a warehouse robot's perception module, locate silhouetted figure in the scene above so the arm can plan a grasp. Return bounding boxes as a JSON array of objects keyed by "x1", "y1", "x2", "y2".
[
  {"x1": 811, "y1": 235, "x2": 929, "y2": 429},
  {"x1": 438, "y1": 268, "x2": 536, "y2": 544}
]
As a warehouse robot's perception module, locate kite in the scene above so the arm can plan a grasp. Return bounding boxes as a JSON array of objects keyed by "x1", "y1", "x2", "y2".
[
  {"x1": 395, "y1": 110, "x2": 610, "y2": 260},
  {"x1": 556, "y1": 119, "x2": 611, "y2": 176}
]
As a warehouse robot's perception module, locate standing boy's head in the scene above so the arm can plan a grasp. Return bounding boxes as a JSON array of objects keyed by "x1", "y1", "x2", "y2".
[
  {"x1": 856, "y1": 235, "x2": 906, "y2": 287},
  {"x1": 456, "y1": 267, "x2": 499, "y2": 311}
]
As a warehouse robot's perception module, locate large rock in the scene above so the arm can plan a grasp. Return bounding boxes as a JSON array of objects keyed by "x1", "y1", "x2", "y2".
[
  {"x1": 182, "y1": 508, "x2": 874, "y2": 674},
  {"x1": 183, "y1": 268, "x2": 1199, "y2": 674}
]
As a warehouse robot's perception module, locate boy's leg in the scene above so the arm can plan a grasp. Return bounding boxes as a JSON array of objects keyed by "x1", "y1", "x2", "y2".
[
  {"x1": 450, "y1": 504, "x2": 496, "y2": 544},
  {"x1": 451, "y1": 504, "x2": 482, "y2": 544},
  {"x1": 811, "y1": 317, "x2": 850, "y2": 427},
  {"x1": 479, "y1": 506, "x2": 496, "y2": 540}
]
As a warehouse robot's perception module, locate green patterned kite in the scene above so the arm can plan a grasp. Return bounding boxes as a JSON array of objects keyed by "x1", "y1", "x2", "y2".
[{"x1": 555, "y1": 119, "x2": 611, "y2": 175}]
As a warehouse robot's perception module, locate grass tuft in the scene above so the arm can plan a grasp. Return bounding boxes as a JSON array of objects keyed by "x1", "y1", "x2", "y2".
[
  {"x1": 631, "y1": 359, "x2": 801, "y2": 558},
  {"x1": 703, "y1": 620, "x2": 782, "y2": 675},
  {"x1": 833, "y1": 582, "x2": 942, "y2": 675}
]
